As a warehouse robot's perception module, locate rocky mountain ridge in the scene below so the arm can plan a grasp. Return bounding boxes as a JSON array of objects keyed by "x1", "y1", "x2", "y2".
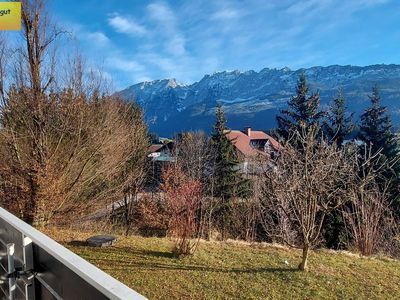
[{"x1": 117, "y1": 64, "x2": 400, "y2": 136}]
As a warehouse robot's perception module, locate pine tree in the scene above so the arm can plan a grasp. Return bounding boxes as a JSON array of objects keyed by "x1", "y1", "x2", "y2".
[
  {"x1": 276, "y1": 73, "x2": 325, "y2": 141},
  {"x1": 358, "y1": 85, "x2": 400, "y2": 216},
  {"x1": 322, "y1": 90, "x2": 354, "y2": 248},
  {"x1": 210, "y1": 106, "x2": 250, "y2": 237},
  {"x1": 324, "y1": 88, "x2": 354, "y2": 146},
  {"x1": 359, "y1": 85, "x2": 398, "y2": 160}
]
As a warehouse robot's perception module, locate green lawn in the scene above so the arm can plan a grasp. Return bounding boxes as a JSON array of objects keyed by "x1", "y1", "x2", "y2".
[{"x1": 46, "y1": 228, "x2": 400, "y2": 299}]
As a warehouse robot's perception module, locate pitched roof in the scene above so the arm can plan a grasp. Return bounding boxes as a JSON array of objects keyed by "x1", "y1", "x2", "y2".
[
  {"x1": 249, "y1": 131, "x2": 281, "y2": 151},
  {"x1": 225, "y1": 129, "x2": 281, "y2": 157},
  {"x1": 149, "y1": 144, "x2": 163, "y2": 153}
]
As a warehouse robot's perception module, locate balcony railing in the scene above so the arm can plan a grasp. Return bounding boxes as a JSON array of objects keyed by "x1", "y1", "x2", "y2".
[{"x1": 0, "y1": 207, "x2": 146, "y2": 300}]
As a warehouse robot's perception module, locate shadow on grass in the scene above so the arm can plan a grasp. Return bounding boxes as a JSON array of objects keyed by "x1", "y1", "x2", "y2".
[
  {"x1": 135, "y1": 265, "x2": 295, "y2": 274},
  {"x1": 89, "y1": 248, "x2": 298, "y2": 273},
  {"x1": 139, "y1": 249, "x2": 177, "y2": 259},
  {"x1": 68, "y1": 240, "x2": 88, "y2": 246},
  {"x1": 96, "y1": 259, "x2": 299, "y2": 273},
  {"x1": 68, "y1": 243, "x2": 300, "y2": 274}
]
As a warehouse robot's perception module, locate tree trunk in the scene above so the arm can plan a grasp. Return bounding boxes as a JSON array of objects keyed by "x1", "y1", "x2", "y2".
[
  {"x1": 207, "y1": 210, "x2": 212, "y2": 240},
  {"x1": 25, "y1": 172, "x2": 38, "y2": 225},
  {"x1": 123, "y1": 195, "x2": 130, "y2": 236},
  {"x1": 299, "y1": 244, "x2": 310, "y2": 271}
]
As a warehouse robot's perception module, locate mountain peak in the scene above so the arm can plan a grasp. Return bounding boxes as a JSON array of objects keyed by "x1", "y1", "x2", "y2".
[
  {"x1": 212, "y1": 69, "x2": 241, "y2": 76},
  {"x1": 166, "y1": 78, "x2": 184, "y2": 88},
  {"x1": 137, "y1": 78, "x2": 186, "y2": 90}
]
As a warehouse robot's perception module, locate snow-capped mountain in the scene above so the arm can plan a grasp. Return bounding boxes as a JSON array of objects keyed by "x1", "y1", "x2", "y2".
[{"x1": 117, "y1": 64, "x2": 400, "y2": 136}]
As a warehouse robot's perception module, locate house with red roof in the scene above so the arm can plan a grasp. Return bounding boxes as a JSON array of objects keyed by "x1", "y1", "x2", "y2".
[
  {"x1": 148, "y1": 142, "x2": 175, "y2": 162},
  {"x1": 225, "y1": 127, "x2": 281, "y2": 174}
]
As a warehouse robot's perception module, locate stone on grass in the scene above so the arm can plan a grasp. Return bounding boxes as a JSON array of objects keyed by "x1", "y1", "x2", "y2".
[{"x1": 86, "y1": 235, "x2": 116, "y2": 247}]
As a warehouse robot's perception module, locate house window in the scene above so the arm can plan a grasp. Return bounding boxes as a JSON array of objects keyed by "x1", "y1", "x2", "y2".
[{"x1": 264, "y1": 140, "x2": 271, "y2": 153}]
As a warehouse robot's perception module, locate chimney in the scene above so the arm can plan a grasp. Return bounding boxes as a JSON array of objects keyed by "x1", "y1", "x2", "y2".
[{"x1": 244, "y1": 127, "x2": 251, "y2": 137}]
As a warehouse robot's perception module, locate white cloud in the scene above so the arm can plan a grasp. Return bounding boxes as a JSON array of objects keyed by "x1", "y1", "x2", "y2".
[
  {"x1": 86, "y1": 31, "x2": 110, "y2": 45},
  {"x1": 147, "y1": 2, "x2": 187, "y2": 56},
  {"x1": 106, "y1": 55, "x2": 151, "y2": 87},
  {"x1": 66, "y1": 22, "x2": 111, "y2": 47},
  {"x1": 147, "y1": 2, "x2": 175, "y2": 23},
  {"x1": 108, "y1": 13, "x2": 147, "y2": 36},
  {"x1": 211, "y1": 8, "x2": 241, "y2": 20},
  {"x1": 286, "y1": 0, "x2": 333, "y2": 15},
  {"x1": 166, "y1": 35, "x2": 185, "y2": 56},
  {"x1": 286, "y1": 0, "x2": 389, "y2": 16},
  {"x1": 110, "y1": 57, "x2": 146, "y2": 73}
]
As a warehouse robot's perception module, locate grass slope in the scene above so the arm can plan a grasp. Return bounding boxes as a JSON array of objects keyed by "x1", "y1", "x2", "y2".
[{"x1": 45, "y1": 228, "x2": 400, "y2": 300}]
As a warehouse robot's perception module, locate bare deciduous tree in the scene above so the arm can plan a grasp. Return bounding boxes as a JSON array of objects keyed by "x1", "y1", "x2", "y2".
[
  {"x1": 20, "y1": 0, "x2": 65, "y2": 93},
  {"x1": 0, "y1": 33, "x2": 7, "y2": 105},
  {"x1": 344, "y1": 145, "x2": 393, "y2": 256},
  {"x1": 0, "y1": 0, "x2": 149, "y2": 228},
  {"x1": 175, "y1": 131, "x2": 211, "y2": 182},
  {"x1": 260, "y1": 127, "x2": 352, "y2": 271},
  {"x1": 174, "y1": 131, "x2": 215, "y2": 238},
  {"x1": 162, "y1": 165, "x2": 202, "y2": 256}
]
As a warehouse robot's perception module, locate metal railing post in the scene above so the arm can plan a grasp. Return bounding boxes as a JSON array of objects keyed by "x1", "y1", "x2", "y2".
[
  {"x1": 7, "y1": 243, "x2": 15, "y2": 300},
  {"x1": 22, "y1": 235, "x2": 35, "y2": 300}
]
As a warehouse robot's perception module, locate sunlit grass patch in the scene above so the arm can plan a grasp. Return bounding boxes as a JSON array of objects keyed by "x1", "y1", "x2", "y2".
[{"x1": 46, "y1": 228, "x2": 400, "y2": 300}]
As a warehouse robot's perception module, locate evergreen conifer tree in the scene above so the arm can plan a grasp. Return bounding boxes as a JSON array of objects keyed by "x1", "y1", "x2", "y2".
[
  {"x1": 276, "y1": 73, "x2": 325, "y2": 141},
  {"x1": 358, "y1": 85, "x2": 400, "y2": 216},
  {"x1": 324, "y1": 88, "x2": 354, "y2": 146},
  {"x1": 322, "y1": 89, "x2": 354, "y2": 249},
  {"x1": 359, "y1": 85, "x2": 398, "y2": 160},
  {"x1": 210, "y1": 106, "x2": 250, "y2": 237}
]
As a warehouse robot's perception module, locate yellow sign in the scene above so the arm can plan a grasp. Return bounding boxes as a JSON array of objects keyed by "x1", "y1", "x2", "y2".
[{"x1": 0, "y1": 2, "x2": 21, "y2": 30}]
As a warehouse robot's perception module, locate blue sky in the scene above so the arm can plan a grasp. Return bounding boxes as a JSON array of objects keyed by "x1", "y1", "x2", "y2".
[{"x1": 51, "y1": 0, "x2": 400, "y2": 89}]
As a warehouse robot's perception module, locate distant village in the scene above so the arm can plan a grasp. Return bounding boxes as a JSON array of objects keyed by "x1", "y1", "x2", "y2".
[{"x1": 148, "y1": 126, "x2": 281, "y2": 180}]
